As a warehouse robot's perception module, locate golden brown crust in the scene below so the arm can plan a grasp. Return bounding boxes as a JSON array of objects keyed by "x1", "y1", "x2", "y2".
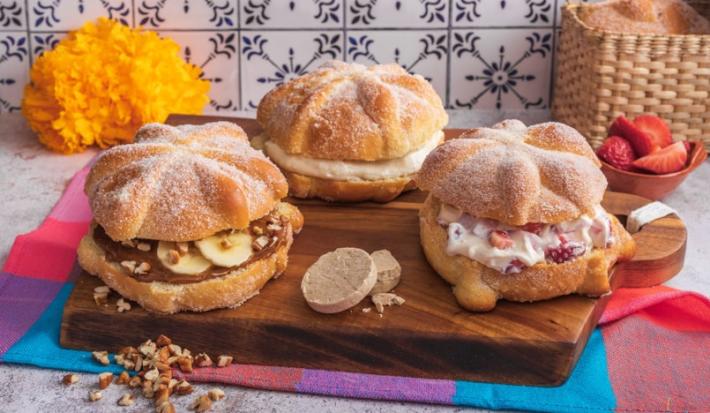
[
  {"x1": 85, "y1": 122, "x2": 289, "y2": 241},
  {"x1": 257, "y1": 60, "x2": 448, "y2": 162},
  {"x1": 284, "y1": 169, "x2": 417, "y2": 203},
  {"x1": 416, "y1": 120, "x2": 607, "y2": 225},
  {"x1": 577, "y1": 0, "x2": 710, "y2": 35},
  {"x1": 419, "y1": 195, "x2": 636, "y2": 312},
  {"x1": 77, "y1": 203, "x2": 303, "y2": 314}
]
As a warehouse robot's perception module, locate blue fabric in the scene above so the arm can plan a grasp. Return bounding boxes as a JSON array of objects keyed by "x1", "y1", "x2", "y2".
[
  {"x1": 453, "y1": 329, "x2": 616, "y2": 412},
  {"x1": 3, "y1": 282, "x2": 121, "y2": 374}
]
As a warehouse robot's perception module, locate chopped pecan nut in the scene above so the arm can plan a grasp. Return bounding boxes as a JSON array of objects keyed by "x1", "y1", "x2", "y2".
[
  {"x1": 207, "y1": 388, "x2": 225, "y2": 401},
  {"x1": 167, "y1": 249, "x2": 181, "y2": 264},
  {"x1": 154, "y1": 387, "x2": 170, "y2": 406},
  {"x1": 167, "y1": 344, "x2": 182, "y2": 357},
  {"x1": 136, "y1": 242, "x2": 151, "y2": 252},
  {"x1": 156, "y1": 401, "x2": 176, "y2": 413},
  {"x1": 116, "y1": 370, "x2": 130, "y2": 385},
  {"x1": 176, "y1": 380, "x2": 193, "y2": 395},
  {"x1": 194, "y1": 353, "x2": 212, "y2": 368},
  {"x1": 139, "y1": 340, "x2": 157, "y2": 357},
  {"x1": 128, "y1": 375, "x2": 142, "y2": 388},
  {"x1": 252, "y1": 236, "x2": 269, "y2": 251},
  {"x1": 143, "y1": 379, "x2": 155, "y2": 399},
  {"x1": 92, "y1": 350, "x2": 110, "y2": 365},
  {"x1": 135, "y1": 262, "x2": 151, "y2": 274},
  {"x1": 116, "y1": 298, "x2": 131, "y2": 313},
  {"x1": 156, "y1": 334, "x2": 172, "y2": 347},
  {"x1": 88, "y1": 390, "x2": 102, "y2": 402},
  {"x1": 144, "y1": 368, "x2": 159, "y2": 382},
  {"x1": 120, "y1": 260, "x2": 137, "y2": 272},
  {"x1": 61, "y1": 373, "x2": 79, "y2": 385},
  {"x1": 94, "y1": 285, "x2": 110, "y2": 294},
  {"x1": 176, "y1": 242, "x2": 189, "y2": 255},
  {"x1": 177, "y1": 356, "x2": 193, "y2": 373},
  {"x1": 117, "y1": 393, "x2": 134, "y2": 406},
  {"x1": 190, "y1": 395, "x2": 212, "y2": 412},
  {"x1": 98, "y1": 372, "x2": 113, "y2": 389},
  {"x1": 216, "y1": 355, "x2": 233, "y2": 368}
]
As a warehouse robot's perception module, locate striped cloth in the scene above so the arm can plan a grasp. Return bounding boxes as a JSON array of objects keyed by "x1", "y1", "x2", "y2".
[{"x1": 1, "y1": 163, "x2": 708, "y2": 412}]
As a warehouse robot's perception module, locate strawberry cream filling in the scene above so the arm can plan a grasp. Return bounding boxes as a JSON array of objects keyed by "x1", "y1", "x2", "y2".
[{"x1": 437, "y1": 204, "x2": 614, "y2": 274}]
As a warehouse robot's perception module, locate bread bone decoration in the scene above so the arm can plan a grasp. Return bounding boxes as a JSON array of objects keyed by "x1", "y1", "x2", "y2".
[
  {"x1": 416, "y1": 119, "x2": 637, "y2": 311},
  {"x1": 255, "y1": 60, "x2": 448, "y2": 202},
  {"x1": 77, "y1": 122, "x2": 304, "y2": 313}
]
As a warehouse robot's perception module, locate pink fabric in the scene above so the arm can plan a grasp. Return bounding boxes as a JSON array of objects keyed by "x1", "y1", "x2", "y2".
[
  {"x1": 2, "y1": 219, "x2": 89, "y2": 281},
  {"x1": 600, "y1": 286, "x2": 710, "y2": 412}
]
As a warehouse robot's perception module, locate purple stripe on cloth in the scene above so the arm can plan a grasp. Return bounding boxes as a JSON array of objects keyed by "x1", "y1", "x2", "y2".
[
  {"x1": 0, "y1": 272, "x2": 65, "y2": 358},
  {"x1": 48, "y1": 166, "x2": 92, "y2": 223},
  {"x1": 296, "y1": 369, "x2": 456, "y2": 404}
]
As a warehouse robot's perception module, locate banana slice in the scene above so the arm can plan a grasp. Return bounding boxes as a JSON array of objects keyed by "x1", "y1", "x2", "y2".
[
  {"x1": 157, "y1": 241, "x2": 212, "y2": 275},
  {"x1": 194, "y1": 232, "x2": 253, "y2": 268}
]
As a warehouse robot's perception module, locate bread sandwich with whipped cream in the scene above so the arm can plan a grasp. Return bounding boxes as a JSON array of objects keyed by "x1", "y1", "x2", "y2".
[
  {"x1": 77, "y1": 122, "x2": 304, "y2": 314},
  {"x1": 255, "y1": 60, "x2": 448, "y2": 202},
  {"x1": 416, "y1": 120, "x2": 636, "y2": 311}
]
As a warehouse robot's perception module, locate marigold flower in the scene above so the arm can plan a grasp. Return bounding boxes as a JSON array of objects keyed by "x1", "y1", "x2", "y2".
[{"x1": 22, "y1": 18, "x2": 210, "y2": 154}]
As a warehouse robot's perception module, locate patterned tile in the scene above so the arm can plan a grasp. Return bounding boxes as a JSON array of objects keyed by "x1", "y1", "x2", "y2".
[
  {"x1": 0, "y1": 32, "x2": 29, "y2": 113},
  {"x1": 135, "y1": 0, "x2": 236, "y2": 30},
  {"x1": 450, "y1": 29, "x2": 553, "y2": 110},
  {"x1": 241, "y1": 0, "x2": 342, "y2": 29},
  {"x1": 346, "y1": 30, "x2": 447, "y2": 100},
  {"x1": 452, "y1": 0, "x2": 555, "y2": 27},
  {"x1": 0, "y1": 0, "x2": 26, "y2": 30},
  {"x1": 163, "y1": 31, "x2": 240, "y2": 114},
  {"x1": 30, "y1": 32, "x2": 64, "y2": 59},
  {"x1": 241, "y1": 31, "x2": 344, "y2": 109},
  {"x1": 28, "y1": 0, "x2": 132, "y2": 30},
  {"x1": 345, "y1": 0, "x2": 448, "y2": 28}
]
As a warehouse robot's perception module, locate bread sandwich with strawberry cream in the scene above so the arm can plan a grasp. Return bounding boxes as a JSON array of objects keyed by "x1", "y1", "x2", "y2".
[
  {"x1": 416, "y1": 120, "x2": 636, "y2": 311},
  {"x1": 77, "y1": 122, "x2": 304, "y2": 314}
]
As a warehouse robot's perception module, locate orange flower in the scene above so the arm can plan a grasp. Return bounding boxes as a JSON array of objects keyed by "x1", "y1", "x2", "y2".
[{"x1": 22, "y1": 18, "x2": 210, "y2": 154}]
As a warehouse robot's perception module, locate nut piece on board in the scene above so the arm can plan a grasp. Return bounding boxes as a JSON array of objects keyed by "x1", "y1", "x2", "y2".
[
  {"x1": 301, "y1": 248, "x2": 377, "y2": 314},
  {"x1": 369, "y1": 249, "x2": 402, "y2": 294},
  {"x1": 371, "y1": 293, "x2": 406, "y2": 314}
]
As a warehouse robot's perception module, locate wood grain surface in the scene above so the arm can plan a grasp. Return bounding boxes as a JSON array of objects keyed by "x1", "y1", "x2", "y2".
[{"x1": 59, "y1": 115, "x2": 687, "y2": 385}]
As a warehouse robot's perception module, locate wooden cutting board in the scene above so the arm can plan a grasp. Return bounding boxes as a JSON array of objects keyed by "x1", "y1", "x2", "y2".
[{"x1": 60, "y1": 115, "x2": 687, "y2": 386}]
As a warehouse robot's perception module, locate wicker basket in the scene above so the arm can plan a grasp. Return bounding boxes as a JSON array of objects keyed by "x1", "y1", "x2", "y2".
[{"x1": 552, "y1": 2, "x2": 710, "y2": 151}]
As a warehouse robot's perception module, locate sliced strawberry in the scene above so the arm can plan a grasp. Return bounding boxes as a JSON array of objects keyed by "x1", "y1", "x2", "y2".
[
  {"x1": 489, "y1": 230, "x2": 513, "y2": 249},
  {"x1": 608, "y1": 116, "x2": 659, "y2": 156},
  {"x1": 683, "y1": 141, "x2": 692, "y2": 152},
  {"x1": 632, "y1": 141, "x2": 688, "y2": 174},
  {"x1": 633, "y1": 115, "x2": 673, "y2": 149},
  {"x1": 596, "y1": 136, "x2": 637, "y2": 171},
  {"x1": 545, "y1": 242, "x2": 586, "y2": 264},
  {"x1": 503, "y1": 259, "x2": 525, "y2": 274}
]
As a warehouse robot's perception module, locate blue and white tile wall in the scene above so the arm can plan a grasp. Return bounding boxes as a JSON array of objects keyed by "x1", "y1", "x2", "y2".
[{"x1": 0, "y1": 0, "x2": 598, "y2": 114}]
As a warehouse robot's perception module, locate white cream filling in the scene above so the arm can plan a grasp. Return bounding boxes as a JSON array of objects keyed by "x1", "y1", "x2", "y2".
[
  {"x1": 438, "y1": 204, "x2": 614, "y2": 274},
  {"x1": 262, "y1": 131, "x2": 443, "y2": 181}
]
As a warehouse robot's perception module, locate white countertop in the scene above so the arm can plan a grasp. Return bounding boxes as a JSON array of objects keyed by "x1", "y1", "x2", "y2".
[{"x1": 0, "y1": 111, "x2": 707, "y2": 413}]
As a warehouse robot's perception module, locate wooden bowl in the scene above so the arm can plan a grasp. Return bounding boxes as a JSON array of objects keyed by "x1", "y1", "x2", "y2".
[{"x1": 601, "y1": 142, "x2": 707, "y2": 200}]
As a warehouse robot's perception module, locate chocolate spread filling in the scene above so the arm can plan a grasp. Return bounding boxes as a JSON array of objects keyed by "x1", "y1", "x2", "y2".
[{"x1": 93, "y1": 213, "x2": 288, "y2": 284}]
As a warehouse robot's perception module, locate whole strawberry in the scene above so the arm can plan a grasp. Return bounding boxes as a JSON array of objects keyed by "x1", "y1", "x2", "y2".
[{"x1": 597, "y1": 136, "x2": 637, "y2": 171}]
